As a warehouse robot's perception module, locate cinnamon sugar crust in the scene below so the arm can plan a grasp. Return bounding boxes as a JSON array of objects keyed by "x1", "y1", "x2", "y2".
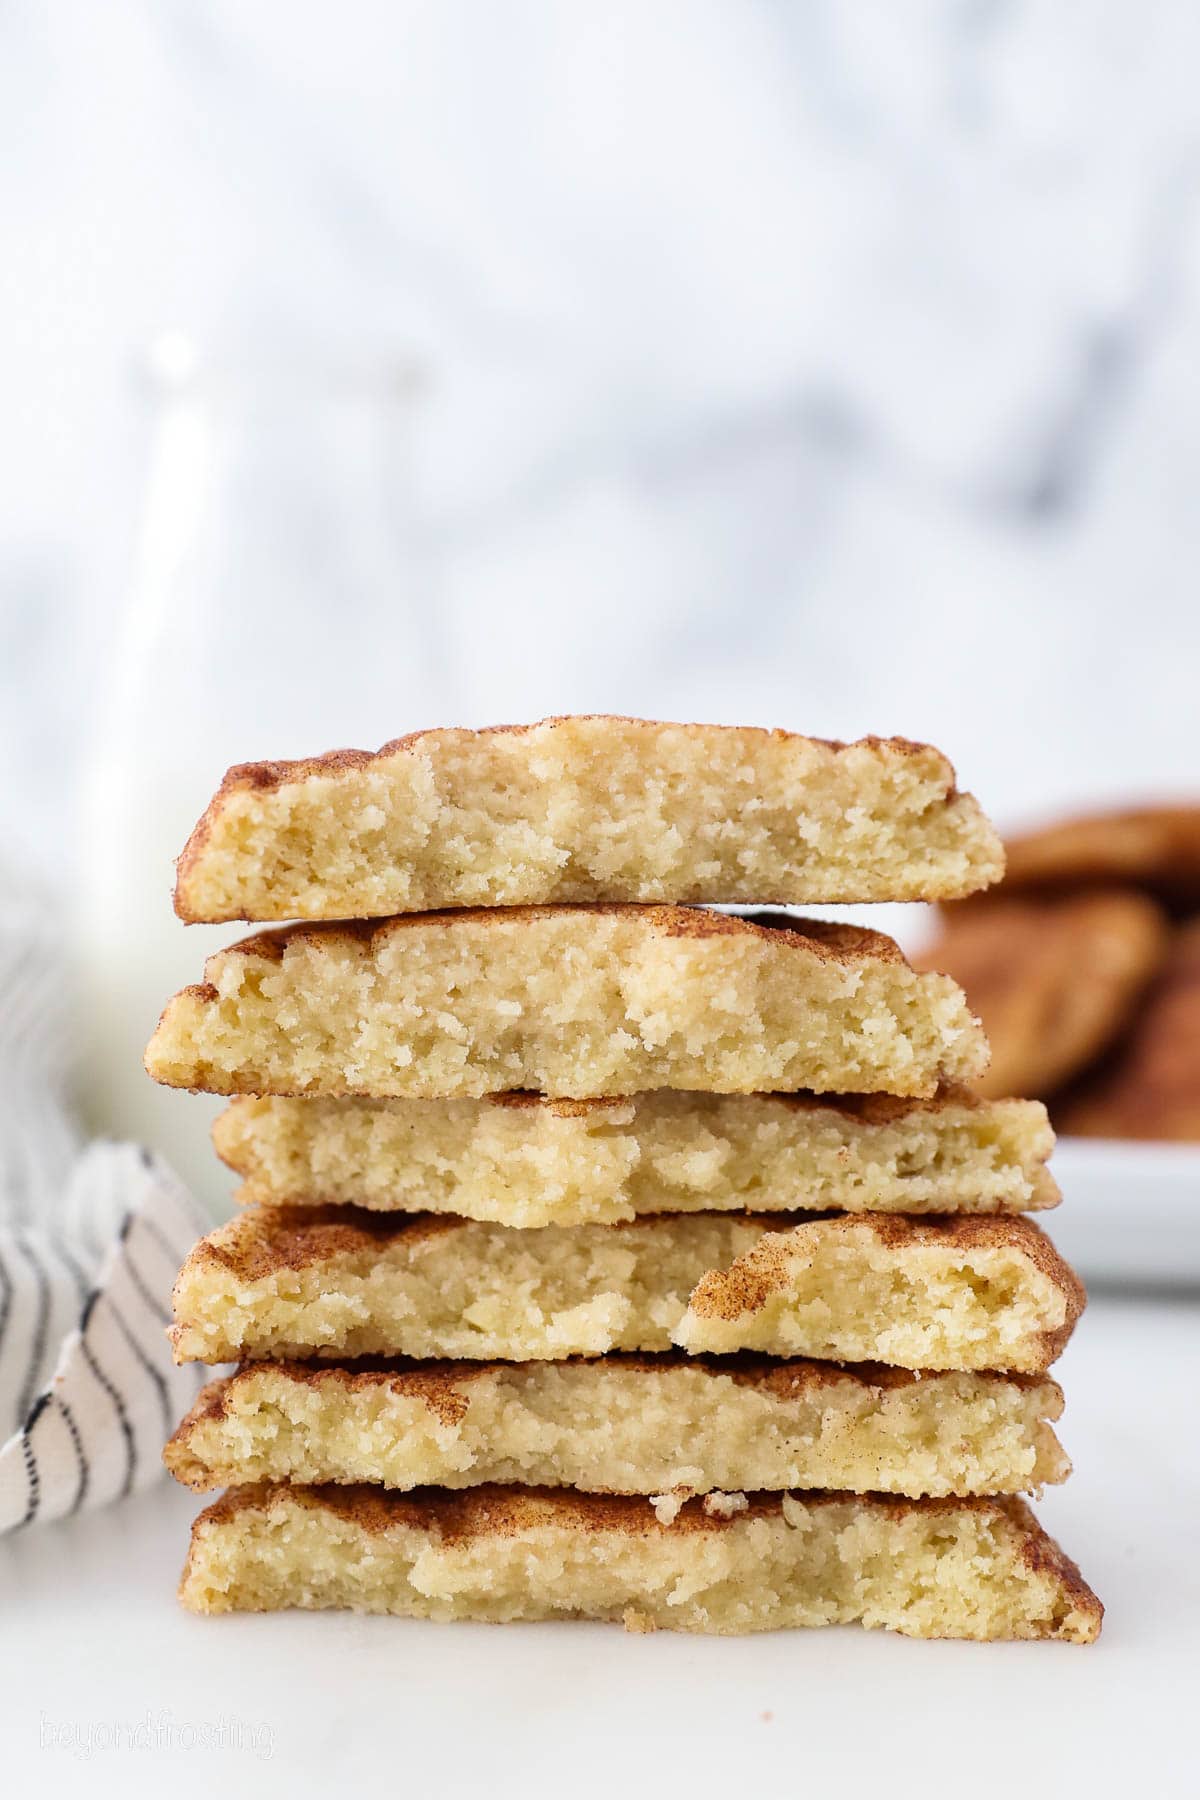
[
  {"x1": 189, "y1": 720, "x2": 948, "y2": 801},
  {"x1": 187, "y1": 1478, "x2": 1017, "y2": 1542},
  {"x1": 178, "y1": 1349, "x2": 1061, "y2": 1407},
  {"x1": 190, "y1": 905, "x2": 909, "y2": 965}
]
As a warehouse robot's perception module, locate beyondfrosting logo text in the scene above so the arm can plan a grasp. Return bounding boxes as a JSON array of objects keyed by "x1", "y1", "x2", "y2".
[{"x1": 39, "y1": 1710, "x2": 274, "y2": 1761}]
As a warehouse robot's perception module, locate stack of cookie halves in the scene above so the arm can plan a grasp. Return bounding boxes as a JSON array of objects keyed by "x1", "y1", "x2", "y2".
[{"x1": 148, "y1": 717, "x2": 1102, "y2": 1641}]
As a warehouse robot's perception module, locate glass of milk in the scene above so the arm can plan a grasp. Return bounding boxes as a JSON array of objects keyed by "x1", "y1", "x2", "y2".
[{"x1": 76, "y1": 333, "x2": 440, "y2": 1213}]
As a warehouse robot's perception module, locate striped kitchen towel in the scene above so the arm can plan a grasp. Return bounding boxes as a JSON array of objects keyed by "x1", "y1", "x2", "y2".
[
  {"x1": 0, "y1": 1145, "x2": 208, "y2": 1533},
  {"x1": 0, "y1": 876, "x2": 208, "y2": 1532}
]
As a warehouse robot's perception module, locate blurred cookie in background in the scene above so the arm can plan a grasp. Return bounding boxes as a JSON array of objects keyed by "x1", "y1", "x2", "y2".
[
  {"x1": 919, "y1": 796, "x2": 1200, "y2": 1140},
  {"x1": 1002, "y1": 805, "x2": 1200, "y2": 915},
  {"x1": 915, "y1": 891, "x2": 1168, "y2": 1102},
  {"x1": 1057, "y1": 919, "x2": 1200, "y2": 1142}
]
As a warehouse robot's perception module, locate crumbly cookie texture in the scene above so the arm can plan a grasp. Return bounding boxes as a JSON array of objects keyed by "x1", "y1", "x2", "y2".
[
  {"x1": 213, "y1": 1084, "x2": 1056, "y2": 1226},
  {"x1": 169, "y1": 1208, "x2": 1082, "y2": 1373},
  {"x1": 145, "y1": 906, "x2": 987, "y2": 1101},
  {"x1": 675, "y1": 1213, "x2": 1083, "y2": 1372},
  {"x1": 178, "y1": 1482, "x2": 1102, "y2": 1642},
  {"x1": 165, "y1": 1356, "x2": 1070, "y2": 1499},
  {"x1": 173, "y1": 717, "x2": 1004, "y2": 922}
]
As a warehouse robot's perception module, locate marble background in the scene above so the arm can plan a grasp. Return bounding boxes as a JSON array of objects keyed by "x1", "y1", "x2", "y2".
[{"x1": 4, "y1": 0, "x2": 1200, "y2": 885}]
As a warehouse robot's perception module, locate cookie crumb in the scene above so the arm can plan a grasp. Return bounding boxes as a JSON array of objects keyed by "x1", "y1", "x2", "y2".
[{"x1": 702, "y1": 1491, "x2": 749, "y2": 1520}]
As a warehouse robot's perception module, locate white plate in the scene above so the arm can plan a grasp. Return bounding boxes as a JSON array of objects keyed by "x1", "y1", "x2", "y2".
[{"x1": 1047, "y1": 1138, "x2": 1200, "y2": 1287}]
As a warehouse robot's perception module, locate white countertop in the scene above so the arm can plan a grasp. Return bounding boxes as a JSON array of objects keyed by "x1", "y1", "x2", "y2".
[{"x1": 4, "y1": 1291, "x2": 1197, "y2": 1797}]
